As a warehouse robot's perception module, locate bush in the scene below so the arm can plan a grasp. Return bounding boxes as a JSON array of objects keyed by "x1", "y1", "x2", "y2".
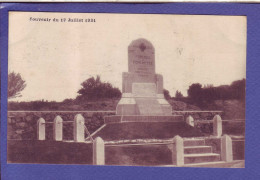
[
  {"x1": 187, "y1": 79, "x2": 246, "y2": 106},
  {"x1": 77, "y1": 76, "x2": 121, "y2": 101},
  {"x1": 163, "y1": 89, "x2": 171, "y2": 100}
]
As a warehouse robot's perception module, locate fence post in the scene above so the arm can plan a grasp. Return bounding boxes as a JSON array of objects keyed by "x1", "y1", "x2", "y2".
[
  {"x1": 172, "y1": 135, "x2": 184, "y2": 166},
  {"x1": 53, "y1": 116, "x2": 63, "y2": 141},
  {"x1": 213, "y1": 115, "x2": 222, "y2": 137},
  {"x1": 74, "y1": 114, "x2": 85, "y2": 142},
  {"x1": 93, "y1": 137, "x2": 105, "y2": 165},
  {"x1": 37, "y1": 118, "x2": 45, "y2": 140},
  {"x1": 186, "y1": 115, "x2": 194, "y2": 127},
  {"x1": 221, "y1": 135, "x2": 233, "y2": 162}
]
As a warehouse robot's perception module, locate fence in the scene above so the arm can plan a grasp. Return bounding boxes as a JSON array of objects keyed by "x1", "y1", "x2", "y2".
[
  {"x1": 8, "y1": 110, "x2": 224, "y2": 140},
  {"x1": 92, "y1": 134, "x2": 233, "y2": 166},
  {"x1": 185, "y1": 115, "x2": 245, "y2": 137},
  {"x1": 8, "y1": 111, "x2": 116, "y2": 140},
  {"x1": 37, "y1": 113, "x2": 93, "y2": 142},
  {"x1": 29, "y1": 113, "x2": 238, "y2": 165},
  {"x1": 172, "y1": 111, "x2": 223, "y2": 121}
]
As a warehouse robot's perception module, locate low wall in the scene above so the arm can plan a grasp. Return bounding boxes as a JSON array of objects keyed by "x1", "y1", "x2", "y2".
[{"x1": 8, "y1": 111, "x2": 115, "y2": 140}]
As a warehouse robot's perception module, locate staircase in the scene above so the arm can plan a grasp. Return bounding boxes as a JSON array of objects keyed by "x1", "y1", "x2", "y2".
[{"x1": 183, "y1": 138, "x2": 221, "y2": 165}]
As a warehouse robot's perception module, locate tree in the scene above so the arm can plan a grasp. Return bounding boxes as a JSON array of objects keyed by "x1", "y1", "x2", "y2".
[
  {"x1": 230, "y1": 79, "x2": 246, "y2": 101},
  {"x1": 77, "y1": 75, "x2": 121, "y2": 101},
  {"x1": 175, "y1": 90, "x2": 183, "y2": 98},
  {"x1": 187, "y1": 79, "x2": 246, "y2": 106},
  {"x1": 163, "y1": 89, "x2": 171, "y2": 100},
  {"x1": 187, "y1": 83, "x2": 202, "y2": 104},
  {"x1": 8, "y1": 72, "x2": 26, "y2": 99}
]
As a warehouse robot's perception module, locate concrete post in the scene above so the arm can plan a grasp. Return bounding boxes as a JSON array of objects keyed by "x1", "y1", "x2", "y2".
[
  {"x1": 213, "y1": 115, "x2": 222, "y2": 137},
  {"x1": 221, "y1": 135, "x2": 233, "y2": 162},
  {"x1": 73, "y1": 114, "x2": 85, "y2": 142},
  {"x1": 37, "y1": 118, "x2": 45, "y2": 140},
  {"x1": 186, "y1": 115, "x2": 194, "y2": 127},
  {"x1": 172, "y1": 135, "x2": 184, "y2": 166},
  {"x1": 93, "y1": 137, "x2": 105, "y2": 165},
  {"x1": 53, "y1": 116, "x2": 63, "y2": 141}
]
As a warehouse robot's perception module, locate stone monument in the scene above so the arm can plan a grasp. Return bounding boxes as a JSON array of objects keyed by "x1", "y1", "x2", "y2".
[{"x1": 116, "y1": 38, "x2": 172, "y2": 115}]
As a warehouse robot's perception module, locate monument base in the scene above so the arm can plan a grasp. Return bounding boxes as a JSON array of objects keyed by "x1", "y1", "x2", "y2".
[
  {"x1": 90, "y1": 120, "x2": 204, "y2": 141},
  {"x1": 116, "y1": 93, "x2": 172, "y2": 115},
  {"x1": 104, "y1": 115, "x2": 183, "y2": 123}
]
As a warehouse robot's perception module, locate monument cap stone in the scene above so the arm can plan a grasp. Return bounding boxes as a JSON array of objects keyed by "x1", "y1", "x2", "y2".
[{"x1": 128, "y1": 38, "x2": 155, "y2": 75}]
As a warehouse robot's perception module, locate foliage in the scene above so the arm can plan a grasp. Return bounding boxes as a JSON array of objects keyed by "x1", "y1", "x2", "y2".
[
  {"x1": 8, "y1": 72, "x2": 26, "y2": 99},
  {"x1": 8, "y1": 100, "x2": 60, "y2": 111},
  {"x1": 187, "y1": 83, "x2": 203, "y2": 105},
  {"x1": 163, "y1": 89, "x2": 171, "y2": 100},
  {"x1": 230, "y1": 79, "x2": 246, "y2": 101},
  {"x1": 175, "y1": 90, "x2": 183, "y2": 98},
  {"x1": 77, "y1": 75, "x2": 121, "y2": 101},
  {"x1": 187, "y1": 79, "x2": 246, "y2": 106}
]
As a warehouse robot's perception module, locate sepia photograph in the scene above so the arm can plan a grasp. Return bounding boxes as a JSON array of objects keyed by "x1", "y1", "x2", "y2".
[{"x1": 7, "y1": 11, "x2": 246, "y2": 168}]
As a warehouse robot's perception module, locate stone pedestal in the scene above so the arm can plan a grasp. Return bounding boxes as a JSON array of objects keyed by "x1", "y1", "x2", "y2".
[
  {"x1": 37, "y1": 118, "x2": 45, "y2": 140},
  {"x1": 172, "y1": 135, "x2": 184, "y2": 166},
  {"x1": 186, "y1": 115, "x2": 195, "y2": 127},
  {"x1": 221, "y1": 135, "x2": 233, "y2": 162},
  {"x1": 93, "y1": 137, "x2": 105, "y2": 165},
  {"x1": 53, "y1": 116, "x2": 63, "y2": 141},
  {"x1": 213, "y1": 115, "x2": 222, "y2": 137},
  {"x1": 73, "y1": 114, "x2": 85, "y2": 142}
]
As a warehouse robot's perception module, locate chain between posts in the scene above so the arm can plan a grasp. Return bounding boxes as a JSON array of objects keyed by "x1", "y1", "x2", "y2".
[
  {"x1": 39, "y1": 117, "x2": 93, "y2": 142},
  {"x1": 42, "y1": 121, "x2": 74, "y2": 124},
  {"x1": 84, "y1": 125, "x2": 94, "y2": 142},
  {"x1": 195, "y1": 119, "x2": 245, "y2": 124}
]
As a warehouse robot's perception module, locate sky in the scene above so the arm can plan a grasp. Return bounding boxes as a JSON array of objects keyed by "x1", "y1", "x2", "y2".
[{"x1": 8, "y1": 12, "x2": 247, "y2": 102}]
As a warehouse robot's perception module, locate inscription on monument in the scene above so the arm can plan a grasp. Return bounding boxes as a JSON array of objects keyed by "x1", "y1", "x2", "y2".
[
  {"x1": 132, "y1": 83, "x2": 157, "y2": 97},
  {"x1": 128, "y1": 39, "x2": 155, "y2": 76}
]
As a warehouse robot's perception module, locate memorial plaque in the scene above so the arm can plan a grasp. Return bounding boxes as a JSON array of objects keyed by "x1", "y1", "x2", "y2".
[{"x1": 132, "y1": 83, "x2": 157, "y2": 97}]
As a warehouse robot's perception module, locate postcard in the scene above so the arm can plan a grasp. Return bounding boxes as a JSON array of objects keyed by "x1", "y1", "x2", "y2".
[{"x1": 6, "y1": 11, "x2": 246, "y2": 168}]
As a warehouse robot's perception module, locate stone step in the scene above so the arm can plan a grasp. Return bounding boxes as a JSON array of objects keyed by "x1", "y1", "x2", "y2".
[
  {"x1": 184, "y1": 153, "x2": 220, "y2": 164},
  {"x1": 184, "y1": 139, "x2": 205, "y2": 146},
  {"x1": 162, "y1": 160, "x2": 245, "y2": 168},
  {"x1": 184, "y1": 146, "x2": 212, "y2": 154},
  {"x1": 182, "y1": 160, "x2": 245, "y2": 168}
]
